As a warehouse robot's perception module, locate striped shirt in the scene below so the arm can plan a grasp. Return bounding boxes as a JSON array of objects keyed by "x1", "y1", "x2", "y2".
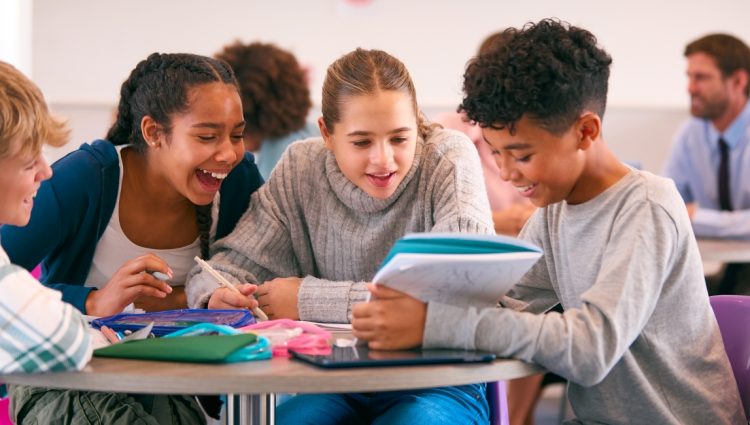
[{"x1": 0, "y1": 246, "x2": 92, "y2": 373}]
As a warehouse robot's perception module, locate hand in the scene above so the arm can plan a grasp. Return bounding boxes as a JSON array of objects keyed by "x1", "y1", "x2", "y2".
[
  {"x1": 255, "y1": 277, "x2": 302, "y2": 320},
  {"x1": 208, "y1": 284, "x2": 259, "y2": 310},
  {"x1": 135, "y1": 286, "x2": 187, "y2": 311},
  {"x1": 85, "y1": 253, "x2": 173, "y2": 316},
  {"x1": 351, "y1": 283, "x2": 427, "y2": 350},
  {"x1": 686, "y1": 202, "x2": 697, "y2": 220}
]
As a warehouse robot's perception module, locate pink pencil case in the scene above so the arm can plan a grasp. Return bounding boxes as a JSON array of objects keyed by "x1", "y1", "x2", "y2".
[{"x1": 240, "y1": 319, "x2": 332, "y2": 357}]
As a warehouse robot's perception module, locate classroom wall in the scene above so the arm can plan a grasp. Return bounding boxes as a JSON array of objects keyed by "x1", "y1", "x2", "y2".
[{"x1": 33, "y1": 0, "x2": 747, "y2": 171}]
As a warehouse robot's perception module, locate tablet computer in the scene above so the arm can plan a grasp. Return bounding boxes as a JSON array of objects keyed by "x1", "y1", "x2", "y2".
[{"x1": 289, "y1": 346, "x2": 496, "y2": 368}]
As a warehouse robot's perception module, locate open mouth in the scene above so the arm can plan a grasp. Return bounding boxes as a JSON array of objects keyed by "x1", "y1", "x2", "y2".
[
  {"x1": 515, "y1": 183, "x2": 538, "y2": 197},
  {"x1": 366, "y1": 172, "x2": 396, "y2": 188},
  {"x1": 195, "y1": 168, "x2": 229, "y2": 192}
]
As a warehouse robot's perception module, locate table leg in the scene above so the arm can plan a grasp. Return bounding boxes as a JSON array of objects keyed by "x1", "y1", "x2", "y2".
[{"x1": 233, "y1": 394, "x2": 275, "y2": 425}]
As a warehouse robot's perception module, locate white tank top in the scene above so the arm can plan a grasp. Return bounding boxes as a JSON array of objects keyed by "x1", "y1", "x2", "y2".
[{"x1": 85, "y1": 145, "x2": 219, "y2": 311}]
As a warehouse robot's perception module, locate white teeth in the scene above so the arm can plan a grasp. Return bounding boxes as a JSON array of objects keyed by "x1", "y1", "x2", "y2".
[
  {"x1": 32, "y1": 190, "x2": 38, "y2": 198},
  {"x1": 199, "y1": 169, "x2": 228, "y2": 180},
  {"x1": 515, "y1": 184, "x2": 535, "y2": 192}
]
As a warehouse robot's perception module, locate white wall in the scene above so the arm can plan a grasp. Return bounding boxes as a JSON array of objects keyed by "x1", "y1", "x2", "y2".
[{"x1": 31, "y1": 0, "x2": 746, "y2": 170}]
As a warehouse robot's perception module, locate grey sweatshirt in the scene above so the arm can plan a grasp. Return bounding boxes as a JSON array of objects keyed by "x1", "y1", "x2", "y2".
[
  {"x1": 424, "y1": 169, "x2": 745, "y2": 424},
  {"x1": 186, "y1": 128, "x2": 494, "y2": 322}
]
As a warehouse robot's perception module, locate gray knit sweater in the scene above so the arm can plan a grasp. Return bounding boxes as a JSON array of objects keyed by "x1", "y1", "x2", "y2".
[{"x1": 186, "y1": 128, "x2": 494, "y2": 322}]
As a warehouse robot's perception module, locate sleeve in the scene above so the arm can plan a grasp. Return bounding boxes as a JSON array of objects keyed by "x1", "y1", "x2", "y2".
[
  {"x1": 691, "y1": 208, "x2": 750, "y2": 239},
  {"x1": 662, "y1": 128, "x2": 694, "y2": 203},
  {"x1": 425, "y1": 200, "x2": 677, "y2": 387},
  {"x1": 0, "y1": 150, "x2": 97, "y2": 310},
  {"x1": 186, "y1": 151, "x2": 302, "y2": 309},
  {"x1": 427, "y1": 131, "x2": 495, "y2": 235},
  {"x1": 0, "y1": 263, "x2": 92, "y2": 373}
]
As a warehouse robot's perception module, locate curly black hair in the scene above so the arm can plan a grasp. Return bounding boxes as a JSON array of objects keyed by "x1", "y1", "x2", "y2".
[
  {"x1": 216, "y1": 41, "x2": 311, "y2": 140},
  {"x1": 459, "y1": 19, "x2": 612, "y2": 135}
]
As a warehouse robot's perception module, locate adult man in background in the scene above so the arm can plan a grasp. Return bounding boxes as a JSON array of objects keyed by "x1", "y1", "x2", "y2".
[{"x1": 664, "y1": 33, "x2": 750, "y2": 294}]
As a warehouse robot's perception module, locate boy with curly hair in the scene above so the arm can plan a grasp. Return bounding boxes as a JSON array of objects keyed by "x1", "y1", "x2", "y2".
[{"x1": 352, "y1": 20, "x2": 744, "y2": 424}]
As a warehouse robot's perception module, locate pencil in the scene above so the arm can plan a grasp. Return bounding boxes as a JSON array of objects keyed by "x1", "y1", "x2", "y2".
[{"x1": 194, "y1": 256, "x2": 268, "y2": 321}]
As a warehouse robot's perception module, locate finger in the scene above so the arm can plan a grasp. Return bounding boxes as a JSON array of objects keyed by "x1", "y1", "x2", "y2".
[
  {"x1": 123, "y1": 285, "x2": 169, "y2": 301},
  {"x1": 121, "y1": 254, "x2": 174, "y2": 280},
  {"x1": 237, "y1": 283, "x2": 258, "y2": 296},
  {"x1": 368, "y1": 283, "x2": 407, "y2": 299},
  {"x1": 351, "y1": 302, "x2": 373, "y2": 318},
  {"x1": 131, "y1": 273, "x2": 173, "y2": 294},
  {"x1": 221, "y1": 290, "x2": 254, "y2": 309}
]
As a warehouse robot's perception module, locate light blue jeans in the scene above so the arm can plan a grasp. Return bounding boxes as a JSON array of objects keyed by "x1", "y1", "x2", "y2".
[{"x1": 275, "y1": 384, "x2": 488, "y2": 425}]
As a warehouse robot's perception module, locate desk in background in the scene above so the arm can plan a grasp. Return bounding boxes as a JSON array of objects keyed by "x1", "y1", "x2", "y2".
[
  {"x1": 697, "y1": 238, "x2": 750, "y2": 263},
  {"x1": 2, "y1": 355, "x2": 542, "y2": 425}
]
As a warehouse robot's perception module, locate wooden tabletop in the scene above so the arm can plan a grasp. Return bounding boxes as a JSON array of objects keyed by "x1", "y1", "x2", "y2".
[
  {"x1": 2, "y1": 355, "x2": 542, "y2": 395},
  {"x1": 697, "y1": 238, "x2": 750, "y2": 263}
]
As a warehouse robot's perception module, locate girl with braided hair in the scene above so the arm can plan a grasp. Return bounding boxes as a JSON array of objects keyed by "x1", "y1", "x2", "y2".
[{"x1": 2, "y1": 52, "x2": 263, "y2": 424}]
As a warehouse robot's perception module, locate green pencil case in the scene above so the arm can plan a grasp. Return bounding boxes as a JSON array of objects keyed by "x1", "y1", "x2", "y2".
[{"x1": 94, "y1": 333, "x2": 265, "y2": 363}]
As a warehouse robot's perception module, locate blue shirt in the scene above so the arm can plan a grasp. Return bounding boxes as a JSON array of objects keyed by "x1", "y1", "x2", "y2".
[{"x1": 663, "y1": 100, "x2": 750, "y2": 239}]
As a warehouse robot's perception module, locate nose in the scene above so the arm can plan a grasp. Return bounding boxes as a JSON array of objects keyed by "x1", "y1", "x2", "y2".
[
  {"x1": 215, "y1": 136, "x2": 240, "y2": 164},
  {"x1": 36, "y1": 154, "x2": 53, "y2": 182},
  {"x1": 495, "y1": 154, "x2": 515, "y2": 182},
  {"x1": 370, "y1": 141, "x2": 393, "y2": 167}
]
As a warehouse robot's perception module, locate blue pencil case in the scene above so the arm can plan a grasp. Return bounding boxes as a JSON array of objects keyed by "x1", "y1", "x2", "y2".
[{"x1": 91, "y1": 309, "x2": 256, "y2": 336}]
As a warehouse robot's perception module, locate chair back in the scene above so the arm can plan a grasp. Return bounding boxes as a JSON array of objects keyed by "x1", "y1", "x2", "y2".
[
  {"x1": 710, "y1": 295, "x2": 750, "y2": 418},
  {"x1": 487, "y1": 381, "x2": 509, "y2": 425}
]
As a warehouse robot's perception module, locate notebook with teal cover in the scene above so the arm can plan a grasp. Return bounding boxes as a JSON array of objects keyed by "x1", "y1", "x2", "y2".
[{"x1": 374, "y1": 233, "x2": 543, "y2": 308}]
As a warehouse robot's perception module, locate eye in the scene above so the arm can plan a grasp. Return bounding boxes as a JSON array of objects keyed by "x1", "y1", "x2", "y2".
[
  {"x1": 231, "y1": 133, "x2": 244, "y2": 143},
  {"x1": 391, "y1": 137, "x2": 408, "y2": 144},
  {"x1": 515, "y1": 154, "x2": 532, "y2": 163},
  {"x1": 197, "y1": 135, "x2": 217, "y2": 142},
  {"x1": 352, "y1": 140, "x2": 370, "y2": 148}
]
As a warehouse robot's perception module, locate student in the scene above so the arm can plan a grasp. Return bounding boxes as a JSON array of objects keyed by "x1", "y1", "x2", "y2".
[
  {"x1": 352, "y1": 20, "x2": 745, "y2": 424},
  {"x1": 3, "y1": 52, "x2": 263, "y2": 424},
  {"x1": 216, "y1": 41, "x2": 318, "y2": 179},
  {"x1": 663, "y1": 33, "x2": 750, "y2": 294},
  {"x1": 0, "y1": 60, "x2": 92, "y2": 375},
  {"x1": 435, "y1": 29, "x2": 535, "y2": 236},
  {"x1": 187, "y1": 48, "x2": 494, "y2": 424}
]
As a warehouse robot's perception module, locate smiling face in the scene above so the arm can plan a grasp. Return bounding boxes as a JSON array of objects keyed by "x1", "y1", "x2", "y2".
[
  {"x1": 482, "y1": 115, "x2": 591, "y2": 207},
  {"x1": 0, "y1": 143, "x2": 52, "y2": 226},
  {"x1": 320, "y1": 90, "x2": 417, "y2": 199},
  {"x1": 686, "y1": 52, "x2": 732, "y2": 120},
  {"x1": 147, "y1": 82, "x2": 245, "y2": 205}
]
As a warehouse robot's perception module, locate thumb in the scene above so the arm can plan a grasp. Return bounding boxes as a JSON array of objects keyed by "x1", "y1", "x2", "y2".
[{"x1": 237, "y1": 283, "x2": 258, "y2": 296}]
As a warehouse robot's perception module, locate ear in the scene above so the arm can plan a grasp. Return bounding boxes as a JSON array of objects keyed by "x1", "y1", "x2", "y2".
[
  {"x1": 731, "y1": 69, "x2": 749, "y2": 96},
  {"x1": 318, "y1": 116, "x2": 333, "y2": 151},
  {"x1": 576, "y1": 112, "x2": 601, "y2": 150},
  {"x1": 141, "y1": 116, "x2": 162, "y2": 148}
]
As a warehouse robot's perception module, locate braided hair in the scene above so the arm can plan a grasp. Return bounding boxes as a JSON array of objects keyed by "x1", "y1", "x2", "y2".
[{"x1": 106, "y1": 53, "x2": 239, "y2": 259}]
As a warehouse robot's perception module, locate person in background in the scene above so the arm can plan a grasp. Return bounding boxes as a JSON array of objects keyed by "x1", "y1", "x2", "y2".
[
  {"x1": 187, "y1": 48, "x2": 494, "y2": 425},
  {"x1": 216, "y1": 41, "x2": 318, "y2": 179},
  {"x1": 0, "y1": 60, "x2": 92, "y2": 376},
  {"x1": 663, "y1": 33, "x2": 750, "y2": 294},
  {"x1": 352, "y1": 20, "x2": 745, "y2": 424},
  {"x1": 435, "y1": 30, "x2": 535, "y2": 236},
  {"x1": 3, "y1": 52, "x2": 264, "y2": 424}
]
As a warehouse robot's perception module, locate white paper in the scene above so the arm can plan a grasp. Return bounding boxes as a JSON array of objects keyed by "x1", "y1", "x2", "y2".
[{"x1": 372, "y1": 252, "x2": 542, "y2": 308}]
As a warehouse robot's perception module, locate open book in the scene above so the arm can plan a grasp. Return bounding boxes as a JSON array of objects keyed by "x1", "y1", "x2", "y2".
[{"x1": 372, "y1": 233, "x2": 542, "y2": 308}]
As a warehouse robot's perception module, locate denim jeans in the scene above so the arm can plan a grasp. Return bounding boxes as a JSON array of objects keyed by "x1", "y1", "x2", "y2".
[{"x1": 275, "y1": 384, "x2": 488, "y2": 425}]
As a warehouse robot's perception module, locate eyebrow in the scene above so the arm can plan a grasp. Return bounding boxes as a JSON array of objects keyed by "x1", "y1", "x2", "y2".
[
  {"x1": 192, "y1": 121, "x2": 246, "y2": 130},
  {"x1": 481, "y1": 135, "x2": 531, "y2": 150},
  {"x1": 346, "y1": 127, "x2": 412, "y2": 137}
]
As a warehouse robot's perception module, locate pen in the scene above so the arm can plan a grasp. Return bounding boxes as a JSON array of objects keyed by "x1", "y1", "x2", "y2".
[{"x1": 193, "y1": 256, "x2": 268, "y2": 321}]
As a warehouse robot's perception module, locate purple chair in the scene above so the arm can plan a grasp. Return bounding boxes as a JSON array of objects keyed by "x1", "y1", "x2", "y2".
[
  {"x1": 710, "y1": 295, "x2": 750, "y2": 419},
  {"x1": 487, "y1": 380, "x2": 510, "y2": 425}
]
